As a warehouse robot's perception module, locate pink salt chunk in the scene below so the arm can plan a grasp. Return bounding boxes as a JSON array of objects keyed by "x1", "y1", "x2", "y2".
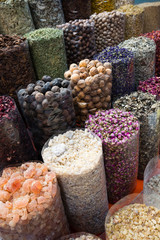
[
  {"x1": 22, "y1": 179, "x2": 34, "y2": 193},
  {"x1": 24, "y1": 166, "x2": 36, "y2": 179},
  {"x1": 37, "y1": 196, "x2": 47, "y2": 204},
  {"x1": 31, "y1": 181, "x2": 42, "y2": 194},
  {"x1": 13, "y1": 195, "x2": 29, "y2": 209},
  {"x1": 45, "y1": 172, "x2": 56, "y2": 183},
  {"x1": 0, "y1": 190, "x2": 10, "y2": 202},
  {"x1": 4, "y1": 177, "x2": 23, "y2": 193},
  {"x1": 27, "y1": 199, "x2": 37, "y2": 212},
  {"x1": 0, "y1": 201, "x2": 9, "y2": 218},
  {"x1": 0, "y1": 178, "x2": 8, "y2": 188}
]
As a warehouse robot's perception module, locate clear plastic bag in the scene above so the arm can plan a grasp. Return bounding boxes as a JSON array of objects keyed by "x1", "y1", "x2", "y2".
[
  {"x1": 28, "y1": 0, "x2": 65, "y2": 28},
  {"x1": 62, "y1": 0, "x2": 91, "y2": 22},
  {"x1": 59, "y1": 232, "x2": 102, "y2": 240},
  {"x1": 0, "y1": 0, "x2": 35, "y2": 35}
]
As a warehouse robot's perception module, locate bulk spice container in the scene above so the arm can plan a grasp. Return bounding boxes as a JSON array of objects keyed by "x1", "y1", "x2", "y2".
[
  {"x1": 119, "y1": 36, "x2": 156, "y2": 89},
  {"x1": 62, "y1": 0, "x2": 91, "y2": 22},
  {"x1": 59, "y1": 232, "x2": 102, "y2": 240},
  {"x1": 90, "y1": 11, "x2": 125, "y2": 53},
  {"x1": 25, "y1": 28, "x2": 67, "y2": 79},
  {"x1": 114, "y1": 0, "x2": 134, "y2": 9},
  {"x1": 105, "y1": 193, "x2": 160, "y2": 239},
  {"x1": 118, "y1": 4, "x2": 144, "y2": 40},
  {"x1": 64, "y1": 59, "x2": 112, "y2": 126},
  {"x1": 28, "y1": 0, "x2": 64, "y2": 28},
  {"x1": 42, "y1": 129, "x2": 108, "y2": 234},
  {"x1": 0, "y1": 35, "x2": 36, "y2": 103},
  {"x1": 57, "y1": 20, "x2": 96, "y2": 66},
  {"x1": 138, "y1": 76, "x2": 160, "y2": 100},
  {"x1": 0, "y1": 0, "x2": 34, "y2": 35},
  {"x1": 143, "y1": 31, "x2": 160, "y2": 77},
  {"x1": 18, "y1": 76, "x2": 75, "y2": 153},
  {"x1": 95, "y1": 46, "x2": 135, "y2": 101},
  {"x1": 85, "y1": 109, "x2": 139, "y2": 204},
  {"x1": 0, "y1": 162, "x2": 69, "y2": 240},
  {"x1": 114, "y1": 91, "x2": 159, "y2": 180},
  {"x1": 0, "y1": 96, "x2": 37, "y2": 169}
]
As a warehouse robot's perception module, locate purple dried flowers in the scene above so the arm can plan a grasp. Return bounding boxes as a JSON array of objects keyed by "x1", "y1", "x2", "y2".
[{"x1": 138, "y1": 77, "x2": 160, "y2": 99}]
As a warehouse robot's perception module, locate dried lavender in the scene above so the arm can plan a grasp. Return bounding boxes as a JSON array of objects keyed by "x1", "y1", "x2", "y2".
[
  {"x1": 114, "y1": 91, "x2": 159, "y2": 179},
  {"x1": 119, "y1": 36, "x2": 156, "y2": 88},
  {"x1": 85, "y1": 109, "x2": 139, "y2": 204}
]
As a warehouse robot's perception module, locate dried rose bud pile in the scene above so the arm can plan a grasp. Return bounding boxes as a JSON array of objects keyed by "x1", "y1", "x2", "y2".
[
  {"x1": 85, "y1": 109, "x2": 139, "y2": 203},
  {"x1": 138, "y1": 76, "x2": 160, "y2": 99}
]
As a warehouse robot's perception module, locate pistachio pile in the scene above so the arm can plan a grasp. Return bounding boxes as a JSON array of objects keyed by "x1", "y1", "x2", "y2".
[{"x1": 64, "y1": 59, "x2": 112, "y2": 125}]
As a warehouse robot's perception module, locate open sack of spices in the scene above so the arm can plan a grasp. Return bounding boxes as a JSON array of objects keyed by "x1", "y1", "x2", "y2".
[
  {"x1": 59, "y1": 232, "x2": 102, "y2": 240},
  {"x1": 18, "y1": 75, "x2": 75, "y2": 153},
  {"x1": 0, "y1": 0, "x2": 35, "y2": 35},
  {"x1": 42, "y1": 129, "x2": 108, "y2": 234},
  {"x1": 0, "y1": 162, "x2": 69, "y2": 239}
]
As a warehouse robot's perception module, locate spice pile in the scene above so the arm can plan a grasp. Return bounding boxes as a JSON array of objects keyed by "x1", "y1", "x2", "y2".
[
  {"x1": 59, "y1": 232, "x2": 102, "y2": 240},
  {"x1": 138, "y1": 76, "x2": 160, "y2": 100},
  {"x1": 114, "y1": 91, "x2": 159, "y2": 179},
  {"x1": 91, "y1": 0, "x2": 114, "y2": 13},
  {"x1": 42, "y1": 129, "x2": 108, "y2": 234},
  {"x1": 64, "y1": 59, "x2": 112, "y2": 125},
  {"x1": 85, "y1": 109, "x2": 139, "y2": 203},
  {"x1": 115, "y1": 0, "x2": 134, "y2": 9}
]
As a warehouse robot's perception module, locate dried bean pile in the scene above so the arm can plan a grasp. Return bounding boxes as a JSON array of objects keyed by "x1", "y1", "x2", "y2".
[
  {"x1": 95, "y1": 46, "x2": 135, "y2": 101},
  {"x1": 64, "y1": 59, "x2": 112, "y2": 126},
  {"x1": 143, "y1": 31, "x2": 160, "y2": 77},
  {"x1": 62, "y1": 0, "x2": 91, "y2": 22},
  {"x1": 28, "y1": 0, "x2": 64, "y2": 28},
  {"x1": 42, "y1": 129, "x2": 108, "y2": 234},
  {"x1": 0, "y1": 0, "x2": 34, "y2": 35},
  {"x1": 115, "y1": 0, "x2": 134, "y2": 9},
  {"x1": 118, "y1": 4, "x2": 144, "y2": 40},
  {"x1": 138, "y1": 77, "x2": 160, "y2": 100},
  {"x1": 0, "y1": 96, "x2": 37, "y2": 170},
  {"x1": 91, "y1": 0, "x2": 114, "y2": 14},
  {"x1": 0, "y1": 35, "x2": 36, "y2": 103},
  {"x1": 59, "y1": 232, "x2": 102, "y2": 240},
  {"x1": 90, "y1": 11, "x2": 125, "y2": 52},
  {"x1": 25, "y1": 28, "x2": 67, "y2": 80},
  {"x1": 105, "y1": 203, "x2": 160, "y2": 239},
  {"x1": 18, "y1": 76, "x2": 75, "y2": 153},
  {"x1": 57, "y1": 20, "x2": 96, "y2": 66},
  {"x1": 114, "y1": 91, "x2": 159, "y2": 180},
  {"x1": 0, "y1": 162, "x2": 69, "y2": 240},
  {"x1": 119, "y1": 36, "x2": 156, "y2": 88},
  {"x1": 85, "y1": 109, "x2": 139, "y2": 204}
]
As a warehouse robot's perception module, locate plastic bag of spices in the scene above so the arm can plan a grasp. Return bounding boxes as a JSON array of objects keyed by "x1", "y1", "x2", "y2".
[
  {"x1": 57, "y1": 19, "x2": 96, "y2": 66},
  {"x1": 0, "y1": 0, "x2": 35, "y2": 36},
  {"x1": 62, "y1": 0, "x2": 91, "y2": 22},
  {"x1": 17, "y1": 75, "x2": 76, "y2": 154},
  {"x1": 90, "y1": 11, "x2": 125, "y2": 53},
  {"x1": 0, "y1": 96, "x2": 37, "y2": 170},
  {"x1": 28, "y1": 0, "x2": 64, "y2": 29},
  {"x1": 0, "y1": 162, "x2": 69, "y2": 240},
  {"x1": 59, "y1": 232, "x2": 102, "y2": 240},
  {"x1": 42, "y1": 129, "x2": 109, "y2": 234},
  {"x1": 0, "y1": 34, "x2": 36, "y2": 104}
]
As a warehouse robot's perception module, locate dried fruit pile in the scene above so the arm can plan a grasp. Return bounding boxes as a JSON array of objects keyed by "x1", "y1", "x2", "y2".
[{"x1": 0, "y1": 162, "x2": 69, "y2": 240}]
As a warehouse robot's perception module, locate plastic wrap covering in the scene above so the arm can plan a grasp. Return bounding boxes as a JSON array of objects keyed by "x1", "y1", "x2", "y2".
[
  {"x1": 119, "y1": 36, "x2": 156, "y2": 89},
  {"x1": 105, "y1": 193, "x2": 160, "y2": 240},
  {"x1": 118, "y1": 4, "x2": 144, "y2": 40},
  {"x1": 90, "y1": 11, "x2": 125, "y2": 53},
  {"x1": 0, "y1": 35, "x2": 36, "y2": 103},
  {"x1": 42, "y1": 129, "x2": 108, "y2": 234},
  {"x1": 62, "y1": 0, "x2": 91, "y2": 22},
  {"x1": 114, "y1": 91, "x2": 159, "y2": 180},
  {"x1": 18, "y1": 76, "x2": 75, "y2": 153},
  {"x1": 28, "y1": 0, "x2": 64, "y2": 29},
  {"x1": 86, "y1": 109, "x2": 139, "y2": 204},
  {"x1": 57, "y1": 20, "x2": 96, "y2": 66},
  {"x1": 0, "y1": 96, "x2": 37, "y2": 170},
  {"x1": 0, "y1": 0, "x2": 35, "y2": 36},
  {"x1": 25, "y1": 28, "x2": 67, "y2": 79},
  {"x1": 138, "y1": 76, "x2": 160, "y2": 100},
  {"x1": 91, "y1": 0, "x2": 114, "y2": 14},
  {"x1": 59, "y1": 232, "x2": 102, "y2": 240},
  {"x1": 64, "y1": 59, "x2": 112, "y2": 126},
  {"x1": 115, "y1": 0, "x2": 134, "y2": 9},
  {"x1": 143, "y1": 31, "x2": 160, "y2": 77},
  {"x1": 0, "y1": 162, "x2": 69, "y2": 240},
  {"x1": 95, "y1": 46, "x2": 135, "y2": 101}
]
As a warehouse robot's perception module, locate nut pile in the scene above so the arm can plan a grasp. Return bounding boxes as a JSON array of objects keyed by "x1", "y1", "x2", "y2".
[
  {"x1": 64, "y1": 59, "x2": 112, "y2": 125},
  {"x1": 85, "y1": 109, "x2": 139, "y2": 204},
  {"x1": 119, "y1": 36, "x2": 156, "y2": 88},
  {"x1": 57, "y1": 19, "x2": 96, "y2": 65},
  {"x1": 105, "y1": 203, "x2": 160, "y2": 239},
  {"x1": 42, "y1": 129, "x2": 108, "y2": 234},
  {"x1": 90, "y1": 11, "x2": 125, "y2": 52},
  {"x1": 91, "y1": 0, "x2": 114, "y2": 14},
  {"x1": 114, "y1": 91, "x2": 159, "y2": 179},
  {"x1": 59, "y1": 232, "x2": 102, "y2": 240},
  {"x1": 25, "y1": 28, "x2": 67, "y2": 79},
  {"x1": 0, "y1": 34, "x2": 36, "y2": 103},
  {"x1": 28, "y1": 0, "x2": 64, "y2": 28},
  {"x1": 18, "y1": 76, "x2": 75, "y2": 153},
  {"x1": 138, "y1": 76, "x2": 160, "y2": 100},
  {"x1": 0, "y1": 162, "x2": 69, "y2": 240},
  {"x1": 118, "y1": 4, "x2": 144, "y2": 39},
  {"x1": 95, "y1": 46, "x2": 135, "y2": 101}
]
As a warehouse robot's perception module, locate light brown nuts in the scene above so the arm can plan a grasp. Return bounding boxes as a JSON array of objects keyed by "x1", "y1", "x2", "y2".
[
  {"x1": 51, "y1": 86, "x2": 60, "y2": 92},
  {"x1": 70, "y1": 63, "x2": 78, "y2": 72},
  {"x1": 91, "y1": 83, "x2": 99, "y2": 90},
  {"x1": 83, "y1": 86, "x2": 91, "y2": 93},
  {"x1": 106, "y1": 68, "x2": 112, "y2": 75},
  {"x1": 90, "y1": 90, "x2": 98, "y2": 97},
  {"x1": 77, "y1": 80, "x2": 85, "y2": 88},
  {"x1": 99, "y1": 80, "x2": 105, "y2": 88},
  {"x1": 92, "y1": 96, "x2": 100, "y2": 103},
  {"x1": 87, "y1": 102, "x2": 94, "y2": 109},
  {"x1": 95, "y1": 102, "x2": 102, "y2": 108},
  {"x1": 71, "y1": 74, "x2": 80, "y2": 83},
  {"x1": 106, "y1": 95, "x2": 111, "y2": 102},
  {"x1": 102, "y1": 102, "x2": 108, "y2": 108},
  {"x1": 89, "y1": 67, "x2": 99, "y2": 76},
  {"x1": 84, "y1": 95, "x2": 91, "y2": 102},
  {"x1": 97, "y1": 66, "x2": 106, "y2": 74},
  {"x1": 87, "y1": 60, "x2": 96, "y2": 69},
  {"x1": 96, "y1": 62, "x2": 103, "y2": 68},
  {"x1": 79, "y1": 67, "x2": 87, "y2": 73},
  {"x1": 104, "y1": 62, "x2": 112, "y2": 69},
  {"x1": 101, "y1": 97, "x2": 105, "y2": 102},
  {"x1": 73, "y1": 70, "x2": 81, "y2": 75},
  {"x1": 64, "y1": 70, "x2": 72, "y2": 80},
  {"x1": 78, "y1": 102, "x2": 87, "y2": 108},
  {"x1": 107, "y1": 82, "x2": 112, "y2": 90},
  {"x1": 97, "y1": 89, "x2": 102, "y2": 94},
  {"x1": 80, "y1": 72, "x2": 88, "y2": 79},
  {"x1": 85, "y1": 77, "x2": 92, "y2": 86},
  {"x1": 81, "y1": 109, "x2": 88, "y2": 115},
  {"x1": 35, "y1": 93, "x2": 45, "y2": 103},
  {"x1": 79, "y1": 60, "x2": 87, "y2": 68},
  {"x1": 45, "y1": 91, "x2": 54, "y2": 101},
  {"x1": 78, "y1": 91, "x2": 85, "y2": 99},
  {"x1": 74, "y1": 85, "x2": 81, "y2": 93},
  {"x1": 83, "y1": 59, "x2": 90, "y2": 64}
]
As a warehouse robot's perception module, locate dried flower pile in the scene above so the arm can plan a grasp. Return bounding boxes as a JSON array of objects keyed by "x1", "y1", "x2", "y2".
[{"x1": 138, "y1": 76, "x2": 160, "y2": 100}]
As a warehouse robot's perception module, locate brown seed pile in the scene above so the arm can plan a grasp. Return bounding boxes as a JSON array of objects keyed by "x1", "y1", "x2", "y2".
[{"x1": 64, "y1": 59, "x2": 112, "y2": 125}]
